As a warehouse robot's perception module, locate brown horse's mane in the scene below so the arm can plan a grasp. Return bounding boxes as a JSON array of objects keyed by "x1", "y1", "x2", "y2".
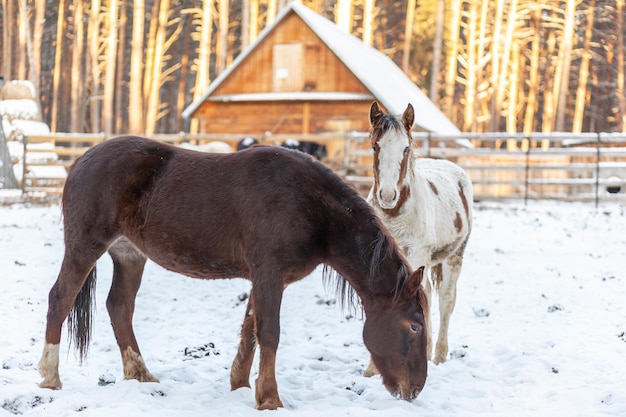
[{"x1": 319, "y1": 167, "x2": 412, "y2": 313}]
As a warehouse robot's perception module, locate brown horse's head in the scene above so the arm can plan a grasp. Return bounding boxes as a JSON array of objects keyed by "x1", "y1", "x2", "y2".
[
  {"x1": 362, "y1": 266, "x2": 428, "y2": 401},
  {"x1": 369, "y1": 101, "x2": 415, "y2": 211}
]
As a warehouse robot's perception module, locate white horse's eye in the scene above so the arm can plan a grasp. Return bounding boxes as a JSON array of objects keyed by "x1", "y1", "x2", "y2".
[
  {"x1": 410, "y1": 324, "x2": 421, "y2": 333},
  {"x1": 403, "y1": 146, "x2": 409, "y2": 154}
]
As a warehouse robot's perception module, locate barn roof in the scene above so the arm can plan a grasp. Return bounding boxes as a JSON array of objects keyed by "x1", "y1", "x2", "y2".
[{"x1": 183, "y1": 2, "x2": 460, "y2": 136}]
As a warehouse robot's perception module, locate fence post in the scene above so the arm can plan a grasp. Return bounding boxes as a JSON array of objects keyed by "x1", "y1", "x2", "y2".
[
  {"x1": 21, "y1": 135, "x2": 27, "y2": 193},
  {"x1": 595, "y1": 132, "x2": 601, "y2": 208},
  {"x1": 524, "y1": 140, "x2": 531, "y2": 206}
]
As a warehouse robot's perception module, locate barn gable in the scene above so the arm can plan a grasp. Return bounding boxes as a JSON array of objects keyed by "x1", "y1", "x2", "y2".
[{"x1": 183, "y1": 2, "x2": 459, "y2": 136}]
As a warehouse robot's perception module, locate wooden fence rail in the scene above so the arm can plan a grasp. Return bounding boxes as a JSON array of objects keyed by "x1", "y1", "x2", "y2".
[
  {"x1": 344, "y1": 132, "x2": 626, "y2": 206},
  {"x1": 18, "y1": 132, "x2": 626, "y2": 205}
]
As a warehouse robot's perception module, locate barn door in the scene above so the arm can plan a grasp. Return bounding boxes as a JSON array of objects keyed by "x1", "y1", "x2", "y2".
[{"x1": 273, "y1": 43, "x2": 304, "y2": 92}]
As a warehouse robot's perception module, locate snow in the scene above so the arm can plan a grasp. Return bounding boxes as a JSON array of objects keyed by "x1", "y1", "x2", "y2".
[
  {"x1": 1, "y1": 93, "x2": 51, "y2": 184},
  {"x1": 0, "y1": 100, "x2": 40, "y2": 122},
  {"x1": 1, "y1": 201, "x2": 625, "y2": 416}
]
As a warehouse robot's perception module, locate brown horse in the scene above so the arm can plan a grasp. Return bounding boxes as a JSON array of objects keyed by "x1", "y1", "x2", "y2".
[{"x1": 38, "y1": 136, "x2": 429, "y2": 410}]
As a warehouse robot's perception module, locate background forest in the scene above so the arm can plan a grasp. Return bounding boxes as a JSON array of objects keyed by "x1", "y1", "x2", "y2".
[{"x1": 1, "y1": 0, "x2": 626, "y2": 136}]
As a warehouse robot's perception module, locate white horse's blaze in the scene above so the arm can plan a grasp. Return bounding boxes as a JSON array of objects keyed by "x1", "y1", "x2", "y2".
[
  {"x1": 367, "y1": 101, "x2": 473, "y2": 367},
  {"x1": 375, "y1": 128, "x2": 409, "y2": 209}
]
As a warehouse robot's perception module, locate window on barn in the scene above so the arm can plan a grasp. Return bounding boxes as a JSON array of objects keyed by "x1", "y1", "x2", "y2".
[{"x1": 273, "y1": 43, "x2": 304, "y2": 92}]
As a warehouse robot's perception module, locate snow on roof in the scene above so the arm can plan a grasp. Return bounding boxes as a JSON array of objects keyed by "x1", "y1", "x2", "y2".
[{"x1": 183, "y1": 2, "x2": 460, "y2": 136}]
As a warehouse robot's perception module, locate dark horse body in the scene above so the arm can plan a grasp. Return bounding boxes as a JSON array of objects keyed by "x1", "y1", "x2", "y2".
[{"x1": 39, "y1": 136, "x2": 428, "y2": 409}]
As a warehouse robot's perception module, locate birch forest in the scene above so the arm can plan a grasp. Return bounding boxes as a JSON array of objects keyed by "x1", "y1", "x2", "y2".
[{"x1": 1, "y1": 0, "x2": 625, "y2": 135}]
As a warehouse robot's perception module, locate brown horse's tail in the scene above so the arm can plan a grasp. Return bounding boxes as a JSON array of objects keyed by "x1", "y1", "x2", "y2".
[{"x1": 67, "y1": 266, "x2": 97, "y2": 364}]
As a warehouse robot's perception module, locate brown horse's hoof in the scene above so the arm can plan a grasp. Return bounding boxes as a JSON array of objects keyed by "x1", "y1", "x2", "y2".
[
  {"x1": 256, "y1": 398, "x2": 284, "y2": 410},
  {"x1": 39, "y1": 378, "x2": 63, "y2": 390},
  {"x1": 363, "y1": 362, "x2": 379, "y2": 377}
]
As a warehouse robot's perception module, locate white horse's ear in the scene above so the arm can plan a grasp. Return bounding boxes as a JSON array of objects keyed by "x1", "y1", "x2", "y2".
[
  {"x1": 403, "y1": 103, "x2": 415, "y2": 131},
  {"x1": 369, "y1": 101, "x2": 383, "y2": 126},
  {"x1": 406, "y1": 266, "x2": 425, "y2": 297}
]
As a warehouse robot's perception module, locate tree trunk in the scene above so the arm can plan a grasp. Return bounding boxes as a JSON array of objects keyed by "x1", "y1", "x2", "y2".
[
  {"x1": 189, "y1": 0, "x2": 213, "y2": 134},
  {"x1": 129, "y1": 0, "x2": 145, "y2": 135},
  {"x1": 31, "y1": 0, "x2": 46, "y2": 113},
  {"x1": 176, "y1": 13, "x2": 192, "y2": 132},
  {"x1": 88, "y1": 0, "x2": 102, "y2": 133},
  {"x1": 506, "y1": 41, "x2": 519, "y2": 137},
  {"x1": 217, "y1": 0, "x2": 229, "y2": 74},
  {"x1": 1, "y1": 0, "x2": 12, "y2": 78},
  {"x1": 444, "y1": 0, "x2": 461, "y2": 119},
  {"x1": 241, "y1": 0, "x2": 250, "y2": 50},
  {"x1": 429, "y1": 0, "x2": 444, "y2": 103},
  {"x1": 554, "y1": 0, "x2": 576, "y2": 132},
  {"x1": 616, "y1": 0, "x2": 626, "y2": 132},
  {"x1": 249, "y1": 0, "x2": 259, "y2": 44},
  {"x1": 102, "y1": 0, "x2": 119, "y2": 135},
  {"x1": 17, "y1": 0, "x2": 29, "y2": 82},
  {"x1": 70, "y1": 0, "x2": 85, "y2": 133},
  {"x1": 495, "y1": 0, "x2": 518, "y2": 134},
  {"x1": 50, "y1": 0, "x2": 67, "y2": 132},
  {"x1": 335, "y1": 0, "x2": 352, "y2": 33},
  {"x1": 462, "y1": 0, "x2": 478, "y2": 132},
  {"x1": 542, "y1": 18, "x2": 557, "y2": 133},
  {"x1": 523, "y1": 8, "x2": 541, "y2": 135},
  {"x1": 145, "y1": 0, "x2": 170, "y2": 136},
  {"x1": 266, "y1": 0, "x2": 277, "y2": 26},
  {"x1": 489, "y1": 0, "x2": 504, "y2": 131},
  {"x1": 572, "y1": 0, "x2": 595, "y2": 133},
  {"x1": 143, "y1": 0, "x2": 160, "y2": 123},
  {"x1": 402, "y1": 0, "x2": 416, "y2": 73},
  {"x1": 115, "y1": 0, "x2": 128, "y2": 133},
  {"x1": 362, "y1": 0, "x2": 374, "y2": 46}
]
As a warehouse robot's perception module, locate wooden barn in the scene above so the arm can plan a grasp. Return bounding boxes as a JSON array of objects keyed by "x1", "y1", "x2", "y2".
[{"x1": 182, "y1": 2, "x2": 459, "y2": 142}]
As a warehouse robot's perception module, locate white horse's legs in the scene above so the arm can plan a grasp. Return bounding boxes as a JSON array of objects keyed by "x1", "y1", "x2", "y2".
[
  {"x1": 39, "y1": 343, "x2": 62, "y2": 389},
  {"x1": 422, "y1": 274, "x2": 434, "y2": 361},
  {"x1": 434, "y1": 257, "x2": 462, "y2": 364}
]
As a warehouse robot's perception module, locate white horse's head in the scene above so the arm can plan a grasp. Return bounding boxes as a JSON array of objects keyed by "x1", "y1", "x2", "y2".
[{"x1": 369, "y1": 102, "x2": 415, "y2": 211}]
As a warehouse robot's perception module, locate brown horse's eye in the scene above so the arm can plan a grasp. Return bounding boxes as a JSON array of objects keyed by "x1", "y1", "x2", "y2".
[
  {"x1": 410, "y1": 324, "x2": 421, "y2": 333},
  {"x1": 403, "y1": 146, "x2": 409, "y2": 154}
]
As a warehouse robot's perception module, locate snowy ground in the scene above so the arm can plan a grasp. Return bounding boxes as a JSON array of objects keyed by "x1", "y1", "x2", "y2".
[{"x1": 1, "y1": 200, "x2": 625, "y2": 416}]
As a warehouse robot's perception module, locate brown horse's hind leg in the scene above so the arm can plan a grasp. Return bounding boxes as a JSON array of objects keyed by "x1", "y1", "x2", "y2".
[
  {"x1": 39, "y1": 250, "x2": 105, "y2": 389},
  {"x1": 106, "y1": 238, "x2": 158, "y2": 383},
  {"x1": 230, "y1": 293, "x2": 257, "y2": 390}
]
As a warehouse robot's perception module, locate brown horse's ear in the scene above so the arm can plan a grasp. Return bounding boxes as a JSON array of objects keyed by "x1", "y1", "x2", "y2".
[
  {"x1": 406, "y1": 266, "x2": 425, "y2": 298},
  {"x1": 403, "y1": 103, "x2": 415, "y2": 132},
  {"x1": 369, "y1": 101, "x2": 383, "y2": 127}
]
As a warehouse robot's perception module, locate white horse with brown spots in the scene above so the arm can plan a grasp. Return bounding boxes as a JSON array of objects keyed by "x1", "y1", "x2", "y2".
[{"x1": 364, "y1": 102, "x2": 473, "y2": 373}]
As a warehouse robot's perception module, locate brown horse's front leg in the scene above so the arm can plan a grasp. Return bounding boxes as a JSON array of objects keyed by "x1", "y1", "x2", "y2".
[
  {"x1": 255, "y1": 348, "x2": 282, "y2": 410},
  {"x1": 230, "y1": 293, "x2": 256, "y2": 390},
  {"x1": 250, "y1": 282, "x2": 284, "y2": 410}
]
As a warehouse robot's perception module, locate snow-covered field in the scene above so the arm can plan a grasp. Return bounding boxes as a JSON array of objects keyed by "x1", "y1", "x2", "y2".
[{"x1": 1, "y1": 200, "x2": 625, "y2": 416}]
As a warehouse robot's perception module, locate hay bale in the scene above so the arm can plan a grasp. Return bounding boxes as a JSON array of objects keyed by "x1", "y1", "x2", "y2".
[{"x1": 0, "y1": 80, "x2": 35, "y2": 100}]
